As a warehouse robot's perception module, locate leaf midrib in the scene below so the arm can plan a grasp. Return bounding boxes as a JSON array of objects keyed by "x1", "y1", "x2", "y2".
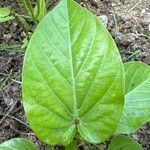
[{"x1": 65, "y1": 0, "x2": 78, "y2": 120}]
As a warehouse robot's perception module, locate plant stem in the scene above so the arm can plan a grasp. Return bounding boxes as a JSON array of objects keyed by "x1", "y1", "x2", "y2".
[
  {"x1": 0, "y1": 44, "x2": 22, "y2": 49},
  {"x1": 21, "y1": 0, "x2": 31, "y2": 16},
  {"x1": 36, "y1": 0, "x2": 40, "y2": 18},
  {"x1": 65, "y1": 139, "x2": 78, "y2": 150},
  {"x1": 0, "y1": 113, "x2": 29, "y2": 128},
  {"x1": 21, "y1": 0, "x2": 37, "y2": 25},
  {"x1": 124, "y1": 50, "x2": 141, "y2": 62},
  {"x1": 26, "y1": 0, "x2": 38, "y2": 24},
  {"x1": 16, "y1": 14, "x2": 31, "y2": 19}
]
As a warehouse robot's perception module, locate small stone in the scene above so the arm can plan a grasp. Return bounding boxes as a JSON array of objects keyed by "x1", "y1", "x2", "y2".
[
  {"x1": 99, "y1": 15, "x2": 108, "y2": 27},
  {"x1": 132, "y1": 134, "x2": 139, "y2": 141},
  {"x1": 13, "y1": 22, "x2": 17, "y2": 27},
  {"x1": 115, "y1": 33, "x2": 136, "y2": 45},
  {"x1": 11, "y1": 85, "x2": 19, "y2": 93},
  {"x1": 141, "y1": 9, "x2": 146, "y2": 14},
  {"x1": 111, "y1": 3, "x2": 116, "y2": 7},
  {"x1": 3, "y1": 33, "x2": 12, "y2": 39}
]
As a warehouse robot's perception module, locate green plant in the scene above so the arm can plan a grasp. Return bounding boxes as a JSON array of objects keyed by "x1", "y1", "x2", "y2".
[
  {"x1": 0, "y1": 0, "x2": 51, "y2": 49},
  {"x1": 0, "y1": 0, "x2": 50, "y2": 26},
  {"x1": 1, "y1": 0, "x2": 150, "y2": 149},
  {"x1": 108, "y1": 135, "x2": 143, "y2": 150},
  {"x1": 0, "y1": 7, "x2": 14, "y2": 23},
  {"x1": 0, "y1": 138, "x2": 38, "y2": 150},
  {"x1": 22, "y1": 0, "x2": 124, "y2": 146},
  {"x1": 117, "y1": 61, "x2": 150, "y2": 133}
]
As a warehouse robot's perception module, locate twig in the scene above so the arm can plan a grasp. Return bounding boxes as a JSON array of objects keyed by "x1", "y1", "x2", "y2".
[
  {"x1": 0, "y1": 70, "x2": 12, "y2": 93},
  {"x1": 111, "y1": 9, "x2": 119, "y2": 32},
  {"x1": 0, "y1": 80, "x2": 14, "y2": 93},
  {"x1": 128, "y1": 0, "x2": 142, "y2": 12},
  {"x1": 0, "y1": 100, "x2": 18, "y2": 124},
  {"x1": 136, "y1": 33, "x2": 150, "y2": 39},
  {"x1": 0, "y1": 113, "x2": 29, "y2": 128},
  {"x1": 11, "y1": 105, "x2": 22, "y2": 115},
  {"x1": 9, "y1": 78, "x2": 22, "y2": 84},
  {"x1": 15, "y1": 14, "x2": 31, "y2": 19},
  {"x1": 124, "y1": 50, "x2": 141, "y2": 61},
  {"x1": 0, "y1": 73, "x2": 21, "y2": 93}
]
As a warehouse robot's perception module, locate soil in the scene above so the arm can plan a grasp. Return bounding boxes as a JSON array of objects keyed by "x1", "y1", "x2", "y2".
[{"x1": 0, "y1": 0, "x2": 150, "y2": 149}]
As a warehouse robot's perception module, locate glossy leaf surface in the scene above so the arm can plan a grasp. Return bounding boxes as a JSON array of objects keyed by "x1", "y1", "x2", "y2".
[
  {"x1": 117, "y1": 61, "x2": 150, "y2": 133},
  {"x1": 22, "y1": 0, "x2": 124, "y2": 145},
  {"x1": 0, "y1": 7, "x2": 14, "y2": 23},
  {"x1": 108, "y1": 135, "x2": 143, "y2": 150},
  {"x1": 0, "y1": 138, "x2": 38, "y2": 150}
]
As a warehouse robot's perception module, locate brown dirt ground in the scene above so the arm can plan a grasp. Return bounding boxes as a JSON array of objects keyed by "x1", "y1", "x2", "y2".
[{"x1": 0, "y1": 0, "x2": 150, "y2": 149}]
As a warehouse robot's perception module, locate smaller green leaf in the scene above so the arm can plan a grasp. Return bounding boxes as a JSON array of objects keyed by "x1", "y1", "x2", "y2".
[
  {"x1": 0, "y1": 7, "x2": 14, "y2": 23},
  {"x1": 65, "y1": 140, "x2": 78, "y2": 150},
  {"x1": 108, "y1": 135, "x2": 143, "y2": 150},
  {"x1": 0, "y1": 138, "x2": 38, "y2": 150},
  {"x1": 117, "y1": 61, "x2": 150, "y2": 133}
]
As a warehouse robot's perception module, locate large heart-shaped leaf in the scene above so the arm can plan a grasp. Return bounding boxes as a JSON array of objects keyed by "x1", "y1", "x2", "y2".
[
  {"x1": 22, "y1": 0, "x2": 124, "y2": 145},
  {"x1": 117, "y1": 61, "x2": 150, "y2": 133},
  {"x1": 0, "y1": 138, "x2": 38, "y2": 150},
  {"x1": 108, "y1": 135, "x2": 143, "y2": 150}
]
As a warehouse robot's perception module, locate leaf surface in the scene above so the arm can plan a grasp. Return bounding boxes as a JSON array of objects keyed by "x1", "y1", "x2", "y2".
[
  {"x1": 0, "y1": 7, "x2": 14, "y2": 23},
  {"x1": 117, "y1": 61, "x2": 150, "y2": 133},
  {"x1": 22, "y1": 0, "x2": 124, "y2": 145},
  {"x1": 108, "y1": 135, "x2": 143, "y2": 150},
  {"x1": 0, "y1": 138, "x2": 38, "y2": 150}
]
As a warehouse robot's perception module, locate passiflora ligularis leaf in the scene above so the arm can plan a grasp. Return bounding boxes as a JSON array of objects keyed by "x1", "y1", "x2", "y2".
[
  {"x1": 22, "y1": 0, "x2": 124, "y2": 145},
  {"x1": 0, "y1": 138, "x2": 38, "y2": 150},
  {"x1": 117, "y1": 61, "x2": 150, "y2": 133},
  {"x1": 108, "y1": 135, "x2": 143, "y2": 150}
]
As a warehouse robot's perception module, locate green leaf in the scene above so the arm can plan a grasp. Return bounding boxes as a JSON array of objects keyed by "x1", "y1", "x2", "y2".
[
  {"x1": 0, "y1": 138, "x2": 38, "y2": 150},
  {"x1": 22, "y1": 0, "x2": 124, "y2": 145},
  {"x1": 117, "y1": 61, "x2": 150, "y2": 133},
  {"x1": 0, "y1": 7, "x2": 14, "y2": 23},
  {"x1": 34, "y1": 0, "x2": 47, "y2": 22},
  {"x1": 65, "y1": 140, "x2": 78, "y2": 150},
  {"x1": 108, "y1": 135, "x2": 143, "y2": 150}
]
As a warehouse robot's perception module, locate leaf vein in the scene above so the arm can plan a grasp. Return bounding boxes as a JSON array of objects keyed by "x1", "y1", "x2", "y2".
[
  {"x1": 29, "y1": 53, "x2": 72, "y2": 117},
  {"x1": 50, "y1": 15, "x2": 68, "y2": 44},
  {"x1": 81, "y1": 72, "x2": 120, "y2": 119},
  {"x1": 42, "y1": 23, "x2": 69, "y2": 59},
  {"x1": 78, "y1": 39, "x2": 108, "y2": 111},
  {"x1": 36, "y1": 33, "x2": 72, "y2": 87},
  {"x1": 75, "y1": 19, "x2": 96, "y2": 78}
]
